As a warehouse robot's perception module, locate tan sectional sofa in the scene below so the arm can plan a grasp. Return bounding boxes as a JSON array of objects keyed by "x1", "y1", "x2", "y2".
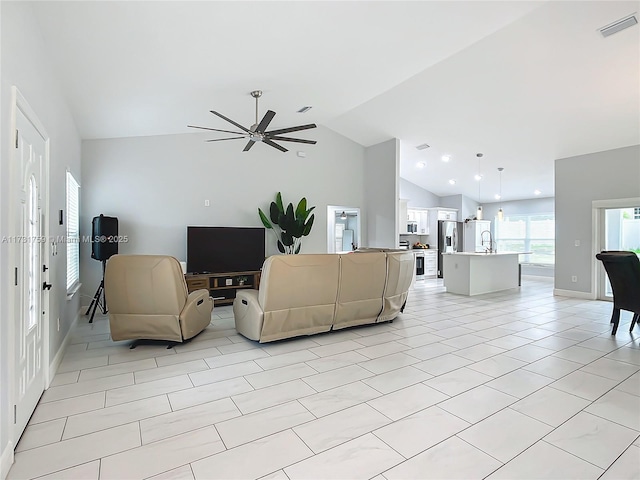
[{"x1": 233, "y1": 251, "x2": 414, "y2": 342}]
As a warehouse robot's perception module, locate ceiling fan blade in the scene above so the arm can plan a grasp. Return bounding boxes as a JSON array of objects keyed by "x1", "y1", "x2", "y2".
[
  {"x1": 210, "y1": 110, "x2": 252, "y2": 134},
  {"x1": 243, "y1": 139, "x2": 257, "y2": 151},
  {"x1": 263, "y1": 138, "x2": 288, "y2": 152},
  {"x1": 268, "y1": 136, "x2": 317, "y2": 145},
  {"x1": 266, "y1": 124, "x2": 317, "y2": 136},
  {"x1": 255, "y1": 110, "x2": 276, "y2": 133},
  {"x1": 205, "y1": 136, "x2": 246, "y2": 142},
  {"x1": 187, "y1": 125, "x2": 247, "y2": 136}
]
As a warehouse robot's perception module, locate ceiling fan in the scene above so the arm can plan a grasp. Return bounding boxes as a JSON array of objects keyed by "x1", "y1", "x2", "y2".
[{"x1": 188, "y1": 90, "x2": 317, "y2": 152}]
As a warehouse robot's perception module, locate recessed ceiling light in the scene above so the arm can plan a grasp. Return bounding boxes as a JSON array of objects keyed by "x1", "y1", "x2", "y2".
[
  {"x1": 495, "y1": 194, "x2": 501, "y2": 200},
  {"x1": 416, "y1": 161, "x2": 426, "y2": 168},
  {"x1": 474, "y1": 174, "x2": 482, "y2": 181},
  {"x1": 416, "y1": 143, "x2": 430, "y2": 151},
  {"x1": 296, "y1": 106, "x2": 313, "y2": 113},
  {"x1": 448, "y1": 179, "x2": 456, "y2": 185},
  {"x1": 441, "y1": 155, "x2": 451, "y2": 162},
  {"x1": 534, "y1": 189, "x2": 541, "y2": 195}
]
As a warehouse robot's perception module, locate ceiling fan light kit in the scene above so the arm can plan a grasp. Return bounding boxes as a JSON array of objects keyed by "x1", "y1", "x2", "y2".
[{"x1": 188, "y1": 90, "x2": 317, "y2": 153}]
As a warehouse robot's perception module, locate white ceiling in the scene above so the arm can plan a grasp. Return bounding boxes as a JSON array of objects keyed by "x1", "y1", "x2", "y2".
[{"x1": 31, "y1": 1, "x2": 640, "y2": 202}]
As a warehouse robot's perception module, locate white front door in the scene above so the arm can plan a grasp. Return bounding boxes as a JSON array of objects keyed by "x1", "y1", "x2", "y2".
[{"x1": 13, "y1": 105, "x2": 49, "y2": 442}]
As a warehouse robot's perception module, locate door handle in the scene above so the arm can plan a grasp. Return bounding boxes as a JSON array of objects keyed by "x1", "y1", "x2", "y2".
[{"x1": 42, "y1": 282, "x2": 52, "y2": 291}]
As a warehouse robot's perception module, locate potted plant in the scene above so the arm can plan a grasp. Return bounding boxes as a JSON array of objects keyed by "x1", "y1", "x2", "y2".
[
  {"x1": 236, "y1": 275, "x2": 248, "y2": 286},
  {"x1": 258, "y1": 192, "x2": 315, "y2": 254}
]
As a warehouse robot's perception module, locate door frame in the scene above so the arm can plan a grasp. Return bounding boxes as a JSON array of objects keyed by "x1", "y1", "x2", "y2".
[
  {"x1": 7, "y1": 86, "x2": 51, "y2": 447},
  {"x1": 327, "y1": 205, "x2": 362, "y2": 253},
  {"x1": 592, "y1": 197, "x2": 640, "y2": 300}
]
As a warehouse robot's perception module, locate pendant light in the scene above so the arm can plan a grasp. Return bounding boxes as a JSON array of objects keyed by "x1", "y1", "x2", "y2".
[
  {"x1": 476, "y1": 153, "x2": 483, "y2": 220},
  {"x1": 497, "y1": 167, "x2": 504, "y2": 221},
  {"x1": 340, "y1": 211, "x2": 347, "y2": 220}
]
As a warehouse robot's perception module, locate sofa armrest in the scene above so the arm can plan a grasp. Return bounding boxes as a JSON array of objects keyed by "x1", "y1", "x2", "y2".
[
  {"x1": 233, "y1": 290, "x2": 264, "y2": 341},
  {"x1": 179, "y1": 289, "x2": 213, "y2": 340}
]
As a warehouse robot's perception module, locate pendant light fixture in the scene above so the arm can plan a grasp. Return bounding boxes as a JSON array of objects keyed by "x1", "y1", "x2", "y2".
[
  {"x1": 340, "y1": 211, "x2": 347, "y2": 220},
  {"x1": 476, "y1": 153, "x2": 483, "y2": 220},
  {"x1": 497, "y1": 167, "x2": 504, "y2": 221}
]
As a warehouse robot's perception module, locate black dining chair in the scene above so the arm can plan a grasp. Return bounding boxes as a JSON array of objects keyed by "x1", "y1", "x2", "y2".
[{"x1": 595, "y1": 251, "x2": 640, "y2": 335}]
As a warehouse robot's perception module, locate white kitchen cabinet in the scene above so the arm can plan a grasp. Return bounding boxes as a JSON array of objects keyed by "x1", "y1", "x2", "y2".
[
  {"x1": 417, "y1": 209, "x2": 429, "y2": 234},
  {"x1": 424, "y1": 250, "x2": 437, "y2": 277},
  {"x1": 407, "y1": 208, "x2": 429, "y2": 235},
  {"x1": 437, "y1": 209, "x2": 457, "y2": 221}
]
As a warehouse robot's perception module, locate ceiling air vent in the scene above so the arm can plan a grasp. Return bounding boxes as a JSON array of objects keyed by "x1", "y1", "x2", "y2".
[
  {"x1": 599, "y1": 14, "x2": 638, "y2": 37},
  {"x1": 415, "y1": 143, "x2": 430, "y2": 151}
]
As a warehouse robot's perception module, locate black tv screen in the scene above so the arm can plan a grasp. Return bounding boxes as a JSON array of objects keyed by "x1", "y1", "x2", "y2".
[{"x1": 187, "y1": 226, "x2": 266, "y2": 274}]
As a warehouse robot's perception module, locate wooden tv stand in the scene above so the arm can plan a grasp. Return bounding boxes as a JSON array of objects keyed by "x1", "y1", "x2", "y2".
[{"x1": 185, "y1": 270, "x2": 261, "y2": 306}]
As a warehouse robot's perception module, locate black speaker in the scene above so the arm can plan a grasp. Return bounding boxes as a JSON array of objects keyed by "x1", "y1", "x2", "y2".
[{"x1": 91, "y1": 215, "x2": 119, "y2": 261}]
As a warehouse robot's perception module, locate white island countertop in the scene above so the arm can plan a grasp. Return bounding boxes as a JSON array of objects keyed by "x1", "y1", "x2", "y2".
[{"x1": 442, "y1": 252, "x2": 525, "y2": 295}]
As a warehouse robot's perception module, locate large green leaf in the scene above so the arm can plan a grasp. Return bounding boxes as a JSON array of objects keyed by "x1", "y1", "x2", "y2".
[
  {"x1": 277, "y1": 240, "x2": 285, "y2": 253},
  {"x1": 275, "y1": 192, "x2": 284, "y2": 213},
  {"x1": 285, "y1": 203, "x2": 295, "y2": 226},
  {"x1": 269, "y1": 202, "x2": 280, "y2": 224},
  {"x1": 306, "y1": 206, "x2": 315, "y2": 218},
  {"x1": 295, "y1": 198, "x2": 307, "y2": 220},
  {"x1": 281, "y1": 231, "x2": 294, "y2": 246},
  {"x1": 277, "y1": 212, "x2": 286, "y2": 229},
  {"x1": 290, "y1": 218, "x2": 304, "y2": 238},
  {"x1": 302, "y1": 214, "x2": 315, "y2": 236},
  {"x1": 258, "y1": 208, "x2": 273, "y2": 229}
]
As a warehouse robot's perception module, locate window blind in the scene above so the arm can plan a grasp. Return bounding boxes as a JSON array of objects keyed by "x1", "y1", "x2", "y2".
[{"x1": 66, "y1": 171, "x2": 80, "y2": 291}]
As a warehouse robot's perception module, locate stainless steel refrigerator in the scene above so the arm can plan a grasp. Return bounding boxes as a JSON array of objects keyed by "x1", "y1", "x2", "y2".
[{"x1": 437, "y1": 220, "x2": 464, "y2": 278}]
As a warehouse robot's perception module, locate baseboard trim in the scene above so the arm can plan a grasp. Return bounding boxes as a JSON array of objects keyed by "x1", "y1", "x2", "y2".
[
  {"x1": 553, "y1": 288, "x2": 596, "y2": 300},
  {"x1": 48, "y1": 310, "x2": 80, "y2": 387},
  {"x1": 1, "y1": 441, "x2": 14, "y2": 480}
]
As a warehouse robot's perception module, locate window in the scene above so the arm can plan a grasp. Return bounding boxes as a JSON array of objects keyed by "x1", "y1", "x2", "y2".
[
  {"x1": 66, "y1": 171, "x2": 80, "y2": 291},
  {"x1": 634, "y1": 207, "x2": 640, "y2": 220},
  {"x1": 495, "y1": 213, "x2": 555, "y2": 265}
]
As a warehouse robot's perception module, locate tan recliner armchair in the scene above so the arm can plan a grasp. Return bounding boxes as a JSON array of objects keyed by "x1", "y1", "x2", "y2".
[{"x1": 105, "y1": 255, "x2": 213, "y2": 344}]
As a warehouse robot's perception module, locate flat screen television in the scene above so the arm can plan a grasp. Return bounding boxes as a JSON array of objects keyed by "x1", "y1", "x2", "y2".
[{"x1": 187, "y1": 226, "x2": 266, "y2": 274}]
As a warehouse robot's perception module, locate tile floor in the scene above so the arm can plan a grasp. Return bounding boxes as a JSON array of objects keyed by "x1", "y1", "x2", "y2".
[{"x1": 8, "y1": 276, "x2": 640, "y2": 480}]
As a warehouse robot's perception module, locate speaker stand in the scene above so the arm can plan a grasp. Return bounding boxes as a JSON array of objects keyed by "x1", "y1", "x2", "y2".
[{"x1": 85, "y1": 260, "x2": 108, "y2": 324}]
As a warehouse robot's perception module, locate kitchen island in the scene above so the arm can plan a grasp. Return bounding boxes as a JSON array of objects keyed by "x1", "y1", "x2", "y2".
[{"x1": 442, "y1": 252, "x2": 523, "y2": 296}]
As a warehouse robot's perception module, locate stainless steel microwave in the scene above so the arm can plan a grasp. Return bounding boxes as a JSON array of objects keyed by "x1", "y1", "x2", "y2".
[{"x1": 407, "y1": 222, "x2": 417, "y2": 233}]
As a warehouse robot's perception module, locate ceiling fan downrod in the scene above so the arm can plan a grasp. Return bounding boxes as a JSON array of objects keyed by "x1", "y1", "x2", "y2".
[{"x1": 250, "y1": 90, "x2": 262, "y2": 131}]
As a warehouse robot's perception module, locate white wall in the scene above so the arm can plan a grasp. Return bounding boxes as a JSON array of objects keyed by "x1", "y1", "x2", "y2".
[
  {"x1": 80, "y1": 127, "x2": 366, "y2": 297},
  {"x1": 0, "y1": 1, "x2": 81, "y2": 471},
  {"x1": 555, "y1": 145, "x2": 640, "y2": 294},
  {"x1": 399, "y1": 178, "x2": 439, "y2": 207},
  {"x1": 364, "y1": 139, "x2": 399, "y2": 248},
  {"x1": 441, "y1": 194, "x2": 479, "y2": 220}
]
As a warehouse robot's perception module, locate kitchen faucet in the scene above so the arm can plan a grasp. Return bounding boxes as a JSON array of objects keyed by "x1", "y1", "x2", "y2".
[{"x1": 480, "y1": 230, "x2": 495, "y2": 253}]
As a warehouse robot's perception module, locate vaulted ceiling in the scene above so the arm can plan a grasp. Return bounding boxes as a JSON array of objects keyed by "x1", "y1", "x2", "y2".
[{"x1": 31, "y1": 1, "x2": 640, "y2": 202}]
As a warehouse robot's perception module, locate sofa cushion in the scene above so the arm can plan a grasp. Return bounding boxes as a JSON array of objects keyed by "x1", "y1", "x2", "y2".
[
  {"x1": 333, "y1": 252, "x2": 386, "y2": 330},
  {"x1": 258, "y1": 254, "x2": 340, "y2": 342}
]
